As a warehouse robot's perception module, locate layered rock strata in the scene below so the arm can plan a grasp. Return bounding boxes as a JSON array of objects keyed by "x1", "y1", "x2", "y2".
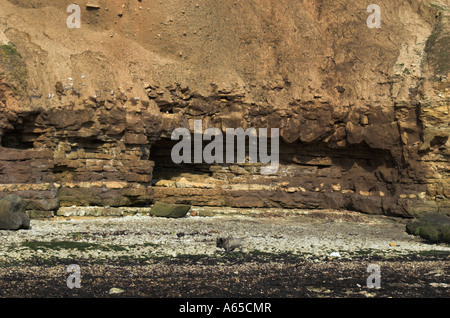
[{"x1": 0, "y1": 0, "x2": 448, "y2": 217}]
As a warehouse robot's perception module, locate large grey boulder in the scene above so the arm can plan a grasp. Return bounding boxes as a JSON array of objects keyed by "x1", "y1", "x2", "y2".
[
  {"x1": 406, "y1": 213, "x2": 450, "y2": 244},
  {"x1": 150, "y1": 202, "x2": 191, "y2": 218},
  {"x1": 0, "y1": 194, "x2": 31, "y2": 230}
]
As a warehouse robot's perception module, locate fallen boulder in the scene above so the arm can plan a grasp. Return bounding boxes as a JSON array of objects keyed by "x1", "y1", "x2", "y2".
[
  {"x1": 0, "y1": 194, "x2": 31, "y2": 230},
  {"x1": 150, "y1": 202, "x2": 191, "y2": 218},
  {"x1": 406, "y1": 213, "x2": 450, "y2": 244}
]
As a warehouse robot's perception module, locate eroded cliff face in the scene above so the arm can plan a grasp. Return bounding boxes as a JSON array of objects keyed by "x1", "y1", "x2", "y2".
[{"x1": 0, "y1": 0, "x2": 448, "y2": 217}]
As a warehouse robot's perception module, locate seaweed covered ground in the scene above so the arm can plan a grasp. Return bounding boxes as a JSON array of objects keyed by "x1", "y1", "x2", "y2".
[
  {"x1": 0, "y1": 209, "x2": 448, "y2": 298},
  {"x1": 0, "y1": 254, "x2": 449, "y2": 298}
]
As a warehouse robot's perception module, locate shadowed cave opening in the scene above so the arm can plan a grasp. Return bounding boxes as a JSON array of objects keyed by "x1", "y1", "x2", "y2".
[
  {"x1": 150, "y1": 136, "x2": 396, "y2": 194},
  {"x1": 150, "y1": 136, "x2": 267, "y2": 182},
  {"x1": 0, "y1": 114, "x2": 39, "y2": 150}
]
